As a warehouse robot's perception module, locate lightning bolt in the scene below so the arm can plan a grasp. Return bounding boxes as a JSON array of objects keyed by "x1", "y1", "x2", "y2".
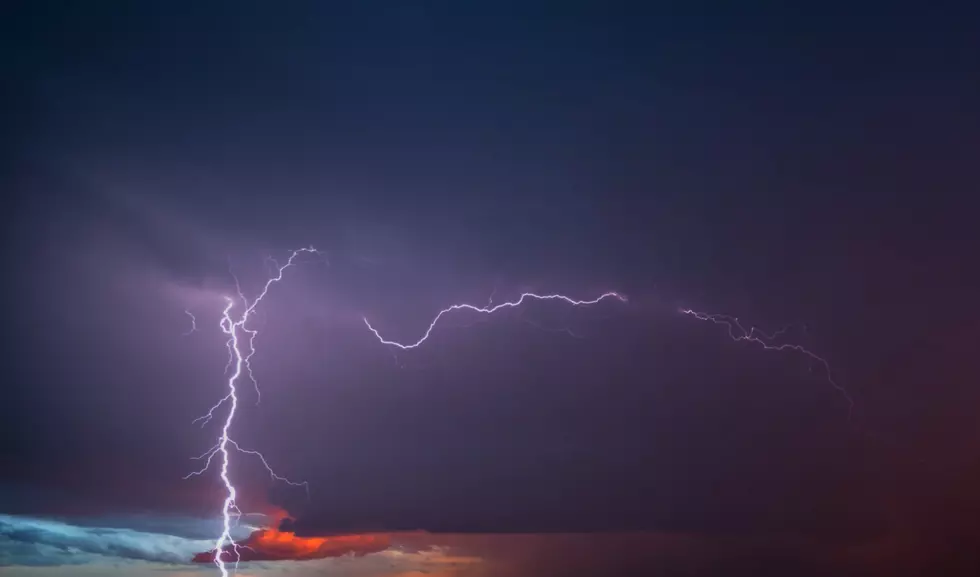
[
  {"x1": 679, "y1": 309, "x2": 854, "y2": 416},
  {"x1": 361, "y1": 291, "x2": 849, "y2": 416},
  {"x1": 183, "y1": 249, "x2": 848, "y2": 576},
  {"x1": 189, "y1": 247, "x2": 318, "y2": 577},
  {"x1": 363, "y1": 291, "x2": 627, "y2": 350}
]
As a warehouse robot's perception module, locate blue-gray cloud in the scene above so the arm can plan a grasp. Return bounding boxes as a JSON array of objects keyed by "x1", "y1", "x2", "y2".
[{"x1": 0, "y1": 515, "x2": 212, "y2": 566}]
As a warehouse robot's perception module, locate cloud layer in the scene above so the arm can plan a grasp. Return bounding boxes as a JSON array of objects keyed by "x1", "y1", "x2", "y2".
[
  {"x1": 0, "y1": 515, "x2": 211, "y2": 566},
  {"x1": 6, "y1": 510, "x2": 980, "y2": 577}
]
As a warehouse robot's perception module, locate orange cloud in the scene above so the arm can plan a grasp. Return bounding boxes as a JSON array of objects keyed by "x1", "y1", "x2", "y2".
[
  {"x1": 192, "y1": 509, "x2": 393, "y2": 563},
  {"x1": 192, "y1": 528, "x2": 391, "y2": 563}
]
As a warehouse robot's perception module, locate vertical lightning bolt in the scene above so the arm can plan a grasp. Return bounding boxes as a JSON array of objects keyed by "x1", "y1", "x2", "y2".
[
  {"x1": 362, "y1": 291, "x2": 627, "y2": 349},
  {"x1": 679, "y1": 309, "x2": 854, "y2": 415},
  {"x1": 188, "y1": 247, "x2": 318, "y2": 576}
]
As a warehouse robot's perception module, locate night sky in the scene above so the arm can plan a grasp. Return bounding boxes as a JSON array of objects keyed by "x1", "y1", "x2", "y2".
[{"x1": 2, "y1": 2, "x2": 979, "y2": 576}]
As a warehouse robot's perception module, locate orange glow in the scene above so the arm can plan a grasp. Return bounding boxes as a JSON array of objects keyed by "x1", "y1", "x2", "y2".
[
  {"x1": 253, "y1": 528, "x2": 390, "y2": 559},
  {"x1": 193, "y1": 528, "x2": 391, "y2": 563}
]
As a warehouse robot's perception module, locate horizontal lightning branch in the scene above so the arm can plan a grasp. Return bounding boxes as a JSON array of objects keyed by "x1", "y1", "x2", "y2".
[
  {"x1": 363, "y1": 291, "x2": 627, "y2": 349},
  {"x1": 679, "y1": 309, "x2": 854, "y2": 415},
  {"x1": 184, "y1": 439, "x2": 309, "y2": 495}
]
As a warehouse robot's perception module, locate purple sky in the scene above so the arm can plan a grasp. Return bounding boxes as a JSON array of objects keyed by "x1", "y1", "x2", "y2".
[{"x1": 2, "y1": 1, "x2": 979, "y2": 576}]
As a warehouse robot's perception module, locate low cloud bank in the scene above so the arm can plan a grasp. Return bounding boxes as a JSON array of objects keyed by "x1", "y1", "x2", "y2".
[{"x1": 0, "y1": 514, "x2": 211, "y2": 566}]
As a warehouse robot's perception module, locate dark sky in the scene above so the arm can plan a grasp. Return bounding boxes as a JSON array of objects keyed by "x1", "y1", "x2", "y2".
[{"x1": 2, "y1": 1, "x2": 979, "y2": 575}]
